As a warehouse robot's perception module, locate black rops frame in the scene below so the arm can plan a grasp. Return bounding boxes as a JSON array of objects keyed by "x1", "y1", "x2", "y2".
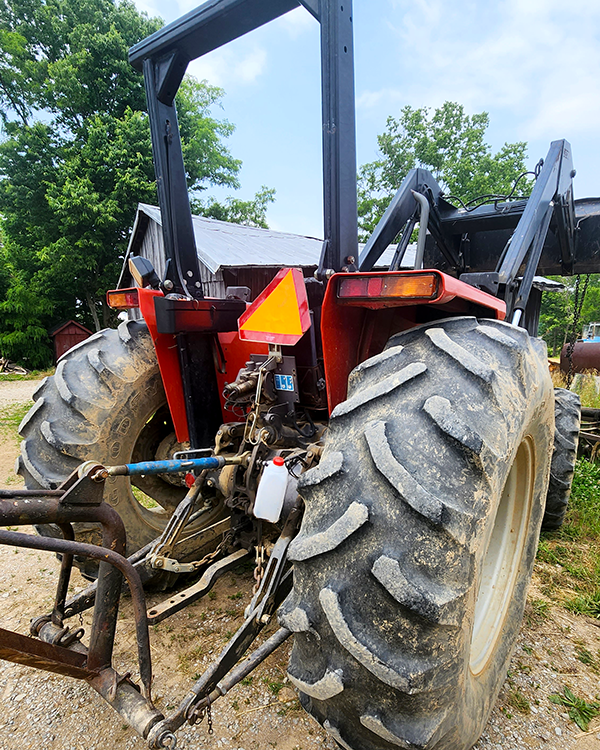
[{"x1": 129, "y1": 0, "x2": 359, "y2": 298}]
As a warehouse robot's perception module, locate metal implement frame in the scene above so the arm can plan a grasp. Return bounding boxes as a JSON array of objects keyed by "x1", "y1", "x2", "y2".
[
  {"x1": 0, "y1": 462, "x2": 300, "y2": 749},
  {"x1": 0, "y1": 467, "x2": 162, "y2": 740}
]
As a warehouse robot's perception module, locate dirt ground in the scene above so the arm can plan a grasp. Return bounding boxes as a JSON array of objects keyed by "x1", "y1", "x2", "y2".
[{"x1": 1, "y1": 379, "x2": 600, "y2": 750}]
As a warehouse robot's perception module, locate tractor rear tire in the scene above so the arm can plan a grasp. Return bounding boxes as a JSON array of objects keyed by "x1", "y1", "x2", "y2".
[
  {"x1": 281, "y1": 317, "x2": 554, "y2": 750},
  {"x1": 17, "y1": 320, "x2": 223, "y2": 581},
  {"x1": 541, "y1": 388, "x2": 581, "y2": 531}
]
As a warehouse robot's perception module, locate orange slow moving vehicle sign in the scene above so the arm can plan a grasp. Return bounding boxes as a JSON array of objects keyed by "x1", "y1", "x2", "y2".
[{"x1": 238, "y1": 268, "x2": 311, "y2": 346}]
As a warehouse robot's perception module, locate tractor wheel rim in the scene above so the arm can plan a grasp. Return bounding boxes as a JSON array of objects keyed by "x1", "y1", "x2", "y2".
[{"x1": 470, "y1": 437, "x2": 535, "y2": 675}]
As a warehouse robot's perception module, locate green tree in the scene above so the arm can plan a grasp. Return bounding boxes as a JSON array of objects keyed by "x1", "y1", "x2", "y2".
[
  {"x1": 358, "y1": 101, "x2": 532, "y2": 241},
  {"x1": 0, "y1": 0, "x2": 274, "y2": 367},
  {"x1": 192, "y1": 186, "x2": 276, "y2": 229}
]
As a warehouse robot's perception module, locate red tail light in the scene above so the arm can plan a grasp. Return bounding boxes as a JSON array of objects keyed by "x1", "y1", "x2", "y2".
[
  {"x1": 338, "y1": 273, "x2": 438, "y2": 300},
  {"x1": 106, "y1": 288, "x2": 140, "y2": 309}
]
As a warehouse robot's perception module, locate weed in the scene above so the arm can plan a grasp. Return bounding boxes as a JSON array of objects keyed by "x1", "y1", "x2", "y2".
[
  {"x1": 565, "y1": 460, "x2": 600, "y2": 540},
  {"x1": 263, "y1": 678, "x2": 285, "y2": 695},
  {"x1": 241, "y1": 676, "x2": 253, "y2": 686},
  {"x1": 208, "y1": 591, "x2": 217, "y2": 601},
  {"x1": 228, "y1": 591, "x2": 243, "y2": 600},
  {"x1": 549, "y1": 686, "x2": 600, "y2": 731},
  {"x1": 575, "y1": 645, "x2": 598, "y2": 671},
  {"x1": 564, "y1": 591, "x2": 600, "y2": 618},
  {"x1": 522, "y1": 645, "x2": 534, "y2": 655},
  {"x1": 525, "y1": 598, "x2": 551, "y2": 626},
  {"x1": 507, "y1": 688, "x2": 530, "y2": 715}
]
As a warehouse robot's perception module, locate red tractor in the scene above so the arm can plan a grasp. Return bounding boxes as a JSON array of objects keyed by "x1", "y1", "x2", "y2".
[{"x1": 1, "y1": 1, "x2": 594, "y2": 748}]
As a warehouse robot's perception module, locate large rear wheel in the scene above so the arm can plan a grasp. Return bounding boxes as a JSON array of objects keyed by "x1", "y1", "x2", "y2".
[
  {"x1": 281, "y1": 317, "x2": 554, "y2": 750},
  {"x1": 541, "y1": 388, "x2": 581, "y2": 531},
  {"x1": 18, "y1": 320, "x2": 224, "y2": 579}
]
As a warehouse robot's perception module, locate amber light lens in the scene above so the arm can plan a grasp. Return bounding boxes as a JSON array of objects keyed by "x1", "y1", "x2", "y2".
[
  {"x1": 338, "y1": 273, "x2": 438, "y2": 300},
  {"x1": 106, "y1": 288, "x2": 140, "y2": 309}
]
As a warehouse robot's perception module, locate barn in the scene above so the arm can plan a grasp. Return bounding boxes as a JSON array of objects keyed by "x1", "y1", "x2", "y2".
[
  {"x1": 119, "y1": 203, "x2": 409, "y2": 299},
  {"x1": 49, "y1": 320, "x2": 93, "y2": 362}
]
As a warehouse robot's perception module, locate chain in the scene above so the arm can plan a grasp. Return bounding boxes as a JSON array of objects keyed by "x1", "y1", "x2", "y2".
[
  {"x1": 252, "y1": 544, "x2": 266, "y2": 595},
  {"x1": 192, "y1": 531, "x2": 234, "y2": 571},
  {"x1": 566, "y1": 274, "x2": 590, "y2": 388},
  {"x1": 206, "y1": 697, "x2": 214, "y2": 735}
]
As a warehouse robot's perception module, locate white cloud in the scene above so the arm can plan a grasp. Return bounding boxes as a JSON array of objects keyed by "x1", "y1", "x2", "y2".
[
  {"x1": 188, "y1": 46, "x2": 267, "y2": 88},
  {"x1": 273, "y1": 5, "x2": 317, "y2": 39},
  {"x1": 362, "y1": 0, "x2": 600, "y2": 142}
]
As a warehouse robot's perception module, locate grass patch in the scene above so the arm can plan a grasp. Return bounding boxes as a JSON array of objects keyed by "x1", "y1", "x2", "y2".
[
  {"x1": 537, "y1": 459, "x2": 600, "y2": 610},
  {"x1": 132, "y1": 486, "x2": 160, "y2": 509},
  {"x1": 0, "y1": 369, "x2": 53, "y2": 382},
  {"x1": 571, "y1": 373, "x2": 600, "y2": 410},
  {"x1": 564, "y1": 591, "x2": 600, "y2": 618},
  {"x1": 0, "y1": 402, "x2": 31, "y2": 443},
  {"x1": 549, "y1": 686, "x2": 600, "y2": 731}
]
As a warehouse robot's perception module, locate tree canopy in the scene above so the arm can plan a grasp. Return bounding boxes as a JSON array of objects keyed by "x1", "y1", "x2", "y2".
[
  {"x1": 0, "y1": 0, "x2": 274, "y2": 367},
  {"x1": 358, "y1": 101, "x2": 532, "y2": 241}
]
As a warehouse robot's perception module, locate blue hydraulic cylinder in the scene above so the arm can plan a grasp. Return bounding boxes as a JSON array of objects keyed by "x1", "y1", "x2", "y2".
[{"x1": 109, "y1": 456, "x2": 225, "y2": 476}]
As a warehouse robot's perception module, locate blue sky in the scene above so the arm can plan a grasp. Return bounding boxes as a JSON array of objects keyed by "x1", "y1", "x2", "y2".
[{"x1": 133, "y1": 0, "x2": 600, "y2": 239}]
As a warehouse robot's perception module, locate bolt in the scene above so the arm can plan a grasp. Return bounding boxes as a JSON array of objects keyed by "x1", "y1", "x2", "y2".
[
  {"x1": 163, "y1": 279, "x2": 174, "y2": 291},
  {"x1": 91, "y1": 468, "x2": 108, "y2": 483},
  {"x1": 155, "y1": 559, "x2": 163, "y2": 568},
  {"x1": 207, "y1": 479, "x2": 215, "y2": 487},
  {"x1": 345, "y1": 255, "x2": 355, "y2": 264}
]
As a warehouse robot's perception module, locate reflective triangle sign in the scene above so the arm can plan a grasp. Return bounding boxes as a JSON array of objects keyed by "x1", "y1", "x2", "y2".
[{"x1": 238, "y1": 268, "x2": 311, "y2": 345}]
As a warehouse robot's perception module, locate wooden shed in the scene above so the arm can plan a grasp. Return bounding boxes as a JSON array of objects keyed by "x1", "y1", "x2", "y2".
[
  {"x1": 119, "y1": 203, "x2": 412, "y2": 300},
  {"x1": 50, "y1": 320, "x2": 93, "y2": 362}
]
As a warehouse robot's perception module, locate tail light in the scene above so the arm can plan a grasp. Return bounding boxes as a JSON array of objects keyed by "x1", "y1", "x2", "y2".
[
  {"x1": 106, "y1": 288, "x2": 140, "y2": 309},
  {"x1": 337, "y1": 273, "x2": 438, "y2": 300}
]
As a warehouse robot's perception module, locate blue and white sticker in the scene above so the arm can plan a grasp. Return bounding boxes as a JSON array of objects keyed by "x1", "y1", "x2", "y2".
[{"x1": 274, "y1": 374, "x2": 295, "y2": 392}]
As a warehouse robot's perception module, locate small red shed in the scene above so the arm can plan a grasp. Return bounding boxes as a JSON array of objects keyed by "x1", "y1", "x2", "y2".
[{"x1": 50, "y1": 320, "x2": 93, "y2": 362}]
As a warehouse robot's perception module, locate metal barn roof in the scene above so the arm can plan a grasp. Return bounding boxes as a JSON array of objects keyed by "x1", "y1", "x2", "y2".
[{"x1": 127, "y1": 203, "x2": 414, "y2": 274}]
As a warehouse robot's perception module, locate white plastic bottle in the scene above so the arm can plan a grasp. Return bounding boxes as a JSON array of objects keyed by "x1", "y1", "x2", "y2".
[{"x1": 253, "y1": 456, "x2": 288, "y2": 523}]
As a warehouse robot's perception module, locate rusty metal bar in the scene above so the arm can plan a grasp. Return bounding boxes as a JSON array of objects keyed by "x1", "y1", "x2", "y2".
[
  {"x1": 90, "y1": 668, "x2": 164, "y2": 740},
  {"x1": 52, "y1": 523, "x2": 75, "y2": 626},
  {"x1": 205, "y1": 626, "x2": 291, "y2": 702},
  {"x1": 0, "y1": 626, "x2": 95, "y2": 680},
  {"x1": 0, "y1": 528, "x2": 152, "y2": 698},
  {"x1": 0, "y1": 488, "x2": 63, "y2": 498},
  {"x1": 147, "y1": 548, "x2": 250, "y2": 624}
]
